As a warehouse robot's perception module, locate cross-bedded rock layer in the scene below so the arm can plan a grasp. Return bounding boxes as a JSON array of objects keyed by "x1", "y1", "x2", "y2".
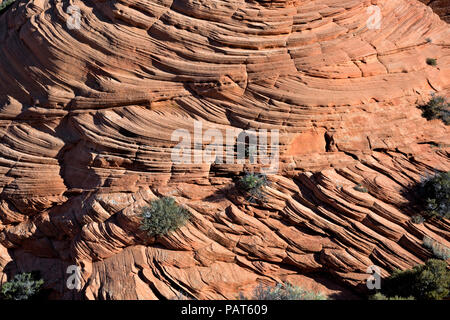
[
  {"x1": 420, "y1": 0, "x2": 450, "y2": 22},
  {"x1": 0, "y1": 0, "x2": 449, "y2": 299}
]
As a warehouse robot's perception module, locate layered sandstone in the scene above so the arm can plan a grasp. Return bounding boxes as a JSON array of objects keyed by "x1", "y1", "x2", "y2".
[
  {"x1": 421, "y1": 0, "x2": 450, "y2": 22},
  {"x1": 0, "y1": 0, "x2": 449, "y2": 299}
]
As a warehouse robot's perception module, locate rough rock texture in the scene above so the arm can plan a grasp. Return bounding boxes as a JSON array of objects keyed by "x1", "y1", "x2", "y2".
[
  {"x1": 0, "y1": 0, "x2": 449, "y2": 300},
  {"x1": 421, "y1": 0, "x2": 450, "y2": 22}
]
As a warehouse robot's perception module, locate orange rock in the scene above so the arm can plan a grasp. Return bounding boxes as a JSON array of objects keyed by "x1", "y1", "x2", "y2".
[{"x1": 0, "y1": 0, "x2": 449, "y2": 299}]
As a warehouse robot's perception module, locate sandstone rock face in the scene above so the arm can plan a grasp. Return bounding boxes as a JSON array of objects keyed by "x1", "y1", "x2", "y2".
[
  {"x1": 421, "y1": 0, "x2": 450, "y2": 22},
  {"x1": 0, "y1": 0, "x2": 449, "y2": 300}
]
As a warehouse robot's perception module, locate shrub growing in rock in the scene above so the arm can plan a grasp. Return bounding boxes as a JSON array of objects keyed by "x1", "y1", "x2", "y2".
[
  {"x1": 380, "y1": 259, "x2": 450, "y2": 300},
  {"x1": 418, "y1": 95, "x2": 449, "y2": 125},
  {"x1": 415, "y1": 171, "x2": 449, "y2": 219},
  {"x1": 370, "y1": 293, "x2": 414, "y2": 300},
  {"x1": 353, "y1": 183, "x2": 368, "y2": 193},
  {"x1": 237, "y1": 172, "x2": 269, "y2": 202},
  {"x1": 247, "y1": 282, "x2": 328, "y2": 300},
  {"x1": 0, "y1": 272, "x2": 44, "y2": 300},
  {"x1": 410, "y1": 214, "x2": 425, "y2": 224},
  {"x1": 140, "y1": 197, "x2": 190, "y2": 237},
  {"x1": 0, "y1": 0, "x2": 15, "y2": 14},
  {"x1": 426, "y1": 58, "x2": 437, "y2": 66},
  {"x1": 423, "y1": 236, "x2": 450, "y2": 260}
]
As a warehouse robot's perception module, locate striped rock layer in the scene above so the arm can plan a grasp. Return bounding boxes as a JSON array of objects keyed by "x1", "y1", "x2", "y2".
[{"x1": 0, "y1": 0, "x2": 449, "y2": 299}]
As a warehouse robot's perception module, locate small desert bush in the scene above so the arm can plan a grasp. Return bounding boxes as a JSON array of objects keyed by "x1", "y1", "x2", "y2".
[
  {"x1": 415, "y1": 171, "x2": 449, "y2": 219},
  {"x1": 426, "y1": 58, "x2": 437, "y2": 66},
  {"x1": 0, "y1": 272, "x2": 44, "y2": 300},
  {"x1": 243, "y1": 282, "x2": 328, "y2": 300},
  {"x1": 0, "y1": 0, "x2": 15, "y2": 13},
  {"x1": 370, "y1": 292, "x2": 414, "y2": 300},
  {"x1": 379, "y1": 259, "x2": 450, "y2": 300},
  {"x1": 140, "y1": 197, "x2": 190, "y2": 237},
  {"x1": 237, "y1": 172, "x2": 269, "y2": 202},
  {"x1": 353, "y1": 183, "x2": 368, "y2": 193},
  {"x1": 410, "y1": 214, "x2": 425, "y2": 224},
  {"x1": 418, "y1": 95, "x2": 449, "y2": 125},
  {"x1": 423, "y1": 236, "x2": 450, "y2": 260}
]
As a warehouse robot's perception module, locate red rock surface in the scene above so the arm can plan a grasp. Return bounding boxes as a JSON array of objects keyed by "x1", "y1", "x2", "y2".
[
  {"x1": 0, "y1": 0, "x2": 449, "y2": 299},
  {"x1": 421, "y1": 0, "x2": 450, "y2": 22}
]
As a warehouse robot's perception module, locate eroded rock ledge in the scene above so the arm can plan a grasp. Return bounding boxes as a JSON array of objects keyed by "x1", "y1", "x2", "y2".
[
  {"x1": 420, "y1": 0, "x2": 450, "y2": 22},
  {"x1": 0, "y1": 0, "x2": 449, "y2": 299}
]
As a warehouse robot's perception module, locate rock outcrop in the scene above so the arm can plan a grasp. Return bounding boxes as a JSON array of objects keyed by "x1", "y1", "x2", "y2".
[
  {"x1": 421, "y1": 0, "x2": 450, "y2": 22},
  {"x1": 0, "y1": 0, "x2": 449, "y2": 299}
]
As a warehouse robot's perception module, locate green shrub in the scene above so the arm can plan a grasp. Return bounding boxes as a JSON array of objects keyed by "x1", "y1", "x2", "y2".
[
  {"x1": 370, "y1": 292, "x2": 415, "y2": 300},
  {"x1": 380, "y1": 259, "x2": 450, "y2": 300},
  {"x1": 423, "y1": 236, "x2": 450, "y2": 260},
  {"x1": 425, "y1": 38, "x2": 432, "y2": 43},
  {"x1": 0, "y1": 272, "x2": 44, "y2": 300},
  {"x1": 246, "y1": 282, "x2": 328, "y2": 300},
  {"x1": 237, "y1": 172, "x2": 269, "y2": 202},
  {"x1": 418, "y1": 95, "x2": 449, "y2": 125},
  {"x1": 411, "y1": 214, "x2": 425, "y2": 224},
  {"x1": 353, "y1": 183, "x2": 368, "y2": 193},
  {"x1": 0, "y1": 0, "x2": 15, "y2": 14},
  {"x1": 140, "y1": 197, "x2": 190, "y2": 237},
  {"x1": 426, "y1": 58, "x2": 437, "y2": 66},
  {"x1": 416, "y1": 171, "x2": 449, "y2": 219}
]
